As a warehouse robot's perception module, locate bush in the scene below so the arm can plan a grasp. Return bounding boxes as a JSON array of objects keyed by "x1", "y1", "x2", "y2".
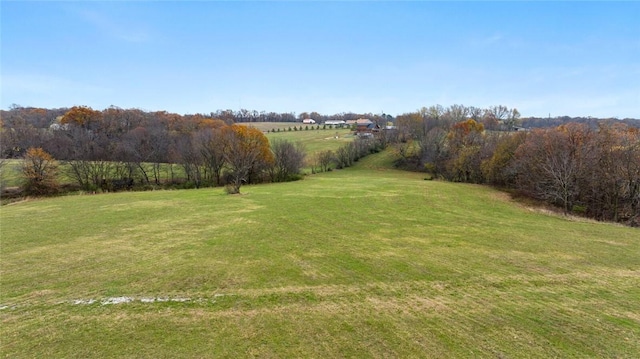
[{"x1": 225, "y1": 184, "x2": 240, "y2": 195}]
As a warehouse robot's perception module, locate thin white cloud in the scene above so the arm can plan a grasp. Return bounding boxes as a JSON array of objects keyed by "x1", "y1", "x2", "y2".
[
  {"x1": 75, "y1": 7, "x2": 150, "y2": 43},
  {"x1": 478, "y1": 33, "x2": 503, "y2": 47}
]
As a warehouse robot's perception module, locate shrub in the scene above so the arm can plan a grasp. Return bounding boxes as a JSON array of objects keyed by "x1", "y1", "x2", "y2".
[{"x1": 225, "y1": 184, "x2": 240, "y2": 195}]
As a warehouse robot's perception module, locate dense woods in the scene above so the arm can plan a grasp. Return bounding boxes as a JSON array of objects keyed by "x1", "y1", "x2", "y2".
[
  {"x1": 394, "y1": 105, "x2": 640, "y2": 226},
  {"x1": 1, "y1": 104, "x2": 639, "y2": 225}
]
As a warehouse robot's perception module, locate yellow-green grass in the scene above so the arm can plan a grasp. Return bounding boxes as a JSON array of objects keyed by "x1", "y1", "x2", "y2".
[
  {"x1": 241, "y1": 121, "x2": 355, "y2": 157},
  {"x1": 0, "y1": 159, "x2": 22, "y2": 188},
  {"x1": 0, "y1": 161, "x2": 184, "y2": 189},
  {"x1": 266, "y1": 128, "x2": 354, "y2": 157},
  {"x1": 1, "y1": 151, "x2": 639, "y2": 358}
]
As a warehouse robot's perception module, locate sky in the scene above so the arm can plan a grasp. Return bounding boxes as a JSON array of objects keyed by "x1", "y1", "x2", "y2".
[{"x1": 1, "y1": 1, "x2": 639, "y2": 119}]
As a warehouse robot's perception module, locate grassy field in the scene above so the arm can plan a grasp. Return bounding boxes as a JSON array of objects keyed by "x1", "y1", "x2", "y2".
[
  {"x1": 1, "y1": 150, "x2": 639, "y2": 358},
  {"x1": 0, "y1": 160, "x2": 22, "y2": 189},
  {"x1": 0, "y1": 160, "x2": 185, "y2": 190},
  {"x1": 266, "y1": 128, "x2": 354, "y2": 158}
]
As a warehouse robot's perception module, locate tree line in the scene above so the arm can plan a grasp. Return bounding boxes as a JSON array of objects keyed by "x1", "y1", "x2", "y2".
[
  {"x1": 2, "y1": 103, "x2": 638, "y2": 225},
  {"x1": 1, "y1": 105, "x2": 391, "y2": 197},
  {"x1": 0, "y1": 106, "x2": 308, "y2": 194},
  {"x1": 394, "y1": 105, "x2": 640, "y2": 226}
]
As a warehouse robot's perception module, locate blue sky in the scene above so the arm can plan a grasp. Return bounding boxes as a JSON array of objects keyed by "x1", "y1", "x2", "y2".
[{"x1": 2, "y1": 1, "x2": 639, "y2": 118}]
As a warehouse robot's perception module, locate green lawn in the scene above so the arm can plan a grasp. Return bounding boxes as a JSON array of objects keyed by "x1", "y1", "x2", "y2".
[
  {"x1": 0, "y1": 160, "x2": 22, "y2": 188},
  {"x1": 240, "y1": 121, "x2": 355, "y2": 157},
  {"x1": 265, "y1": 126, "x2": 354, "y2": 157},
  {"x1": 1, "y1": 151, "x2": 639, "y2": 358}
]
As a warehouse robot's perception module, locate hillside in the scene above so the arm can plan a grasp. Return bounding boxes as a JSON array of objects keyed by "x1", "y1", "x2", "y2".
[{"x1": 1, "y1": 152, "x2": 638, "y2": 358}]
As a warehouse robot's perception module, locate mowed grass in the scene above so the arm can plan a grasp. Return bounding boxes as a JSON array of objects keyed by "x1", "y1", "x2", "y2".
[
  {"x1": 1, "y1": 151, "x2": 639, "y2": 358},
  {"x1": 0, "y1": 160, "x2": 22, "y2": 188},
  {"x1": 241, "y1": 122, "x2": 355, "y2": 157},
  {"x1": 264, "y1": 126, "x2": 354, "y2": 157}
]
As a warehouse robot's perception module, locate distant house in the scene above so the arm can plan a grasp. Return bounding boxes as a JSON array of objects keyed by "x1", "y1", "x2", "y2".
[
  {"x1": 324, "y1": 120, "x2": 346, "y2": 126},
  {"x1": 353, "y1": 118, "x2": 380, "y2": 135},
  {"x1": 345, "y1": 119, "x2": 357, "y2": 127},
  {"x1": 302, "y1": 119, "x2": 316, "y2": 124}
]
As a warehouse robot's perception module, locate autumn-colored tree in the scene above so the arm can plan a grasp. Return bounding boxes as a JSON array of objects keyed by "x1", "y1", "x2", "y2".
[
  {"x1": 481, "y1": 132, "x2": 527, "y2": 186},
  {"x1": 445, "y1": 119, "x2": 485, "y2": 182},
  {"x1": 197, "y1": 118, "x2": 226, "y2": 130},
  {"x1": 60, "y1": 106, "x2": 102, "y2": 129},
  {"x1": 448, "y1": 119, "x2": 485, "y2": 145},
  {"x1": 22, "y1": 147, "x2": 59, "y2": 196},
  {"x1": 222, "y1": 125, "x2": 274, "y2": 194}
]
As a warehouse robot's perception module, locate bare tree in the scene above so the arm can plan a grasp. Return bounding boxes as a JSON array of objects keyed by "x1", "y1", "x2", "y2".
[
  {"x1": 313, "y1": 150, "x2": 335, "y2": 173},
  {"x1": 270, "y1": 139, "x2": 306, "y2": 182},
  {"x1": 513, "y1": 126, "x2": 589, "y2": 213},
  {"x1": 194, "y1": 128, "x2": 226, "y2": 186}
]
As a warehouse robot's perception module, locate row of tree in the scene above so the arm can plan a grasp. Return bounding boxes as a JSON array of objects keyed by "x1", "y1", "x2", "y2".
[
  {"x1": 4, "y1": 105, "x2": 310, "y2": 194},
  {"x1": 3, "y1": 104, "x2": 637, "y2": 160},
  {"x1": 5, "y1": 105, "x2": 393, "y2": 196},
  {"x1": 395, "y1": 107, "x2": 640, "y2": 225},
  {"x1": 0, "y1": 105, "x2": 390, "y2": 139},
  {"x1": 3, "y1": 104, "x2": 638, "y2": 225}
]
